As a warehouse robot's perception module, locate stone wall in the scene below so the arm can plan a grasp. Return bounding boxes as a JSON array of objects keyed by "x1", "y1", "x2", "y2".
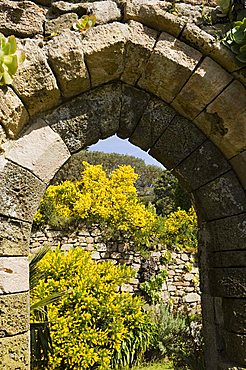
[
  {"x1": 0, "y1": 0, "x2": 246, "y2": 369},
  {"x1": 30, "y1": 225, "x2": 201, "y2": 314}
]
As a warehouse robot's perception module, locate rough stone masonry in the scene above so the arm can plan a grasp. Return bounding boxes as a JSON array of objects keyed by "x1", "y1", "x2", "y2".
[{"x1": 0, "y1": 0, "x2": 245, "y2": 369}]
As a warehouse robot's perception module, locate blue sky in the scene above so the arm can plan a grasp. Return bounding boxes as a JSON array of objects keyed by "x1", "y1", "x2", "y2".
[{"x1": 89, "y1": 135, "x2": 163, "y2": 168}]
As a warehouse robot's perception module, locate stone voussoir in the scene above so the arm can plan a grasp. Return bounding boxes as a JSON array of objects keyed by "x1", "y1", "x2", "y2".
[
  {"x1": 174, "y1": 139, "x2": 231, "y2": 191},
  {"x1": 138, "y1": 31, "x2": 202, "y2": 103},
  {"x1": 149, "y1": 114, "x2": 206, "y2": 169},
  {"x1": 81, "y1": 22, "x2": 129, "y2": 87},
  {"x1": 194, "y1": 170, "x2": 246, "y2": 221},
  {"x1": 172, "y1": 56, "x2": 233, "y2": 120},
  {"x1": 129, "y1": 96, "x2": 176, "y2": 151},
  {"x1": 194, "y1": 80, "x2": 246, "y2": 160},
  {"x1": 201, "y1": 213, "x2": 246, "y2": 252},
  {"x1": 46, "y1": 83, "x2": 122, "y2": 152},
  {"x1": 46, "y1": 30, "x2": 91, "y2": 98},
  {"x1": 3, "y1": 119, "x2": 71, "y2": 184},
  {"x1": 118, "y1": 84, "x2": 151, "y2": 139},
  {"x1": 0, "y1": 86, "x2": 29, "y2": 140},
  {"x1": 121, "y1": 20, "x2": 158, "y2": 85},
  {"x1": 12, "y1": 39, "x2": 61, "y2": 116}
]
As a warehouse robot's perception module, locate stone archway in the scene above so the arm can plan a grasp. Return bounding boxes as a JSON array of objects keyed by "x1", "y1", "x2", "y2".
[{"x1": 0, "y1": 1, "x2": 245, "y2": 369}]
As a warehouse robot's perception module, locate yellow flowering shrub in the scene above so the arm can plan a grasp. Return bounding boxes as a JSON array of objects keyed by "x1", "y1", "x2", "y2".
[
  {"x1": 31, "y1": 248, "x2": 154, "y2": 369},
  {"x1": 163, "y1": 208, "x2": 198, "y2": 252},
  {"x1": 34, "y1": 162, "x2": 157, "y2": 249}
]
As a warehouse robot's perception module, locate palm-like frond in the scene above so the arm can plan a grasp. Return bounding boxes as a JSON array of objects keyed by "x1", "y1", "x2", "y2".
[{"x1": 29, "y1": 245, "x2": 50, "y2": 291}]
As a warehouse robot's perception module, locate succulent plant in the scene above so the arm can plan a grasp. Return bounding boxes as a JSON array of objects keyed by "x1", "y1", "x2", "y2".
[
  {"x1": 217, "y1": 0, "x2": 234, "y2": 15},
  {"x1": 223, "y1": 17, "x2": 246, "y2": 64},
  {"x1": 0, "y1": 33, "x2": 25, "y2": 86},
  {"x1": 73, "y1": 15, "x2": 96, "y2": 32}
]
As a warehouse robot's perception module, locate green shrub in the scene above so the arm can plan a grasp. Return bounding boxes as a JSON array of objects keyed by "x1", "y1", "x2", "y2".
[
  {"x1": 31, "y1": 248, "x2": 154, "y2": 369},
  {"x1": 223, "y1": 17, "x2": 246, "y2": 65},
  {"x1": 150, "y1": 304, "x2": 205, "y2": 370}
]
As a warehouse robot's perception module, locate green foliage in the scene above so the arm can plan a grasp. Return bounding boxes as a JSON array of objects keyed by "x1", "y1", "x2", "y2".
[
  {"x1": 73, "y1": 15, "x2": 96, "y2": 32},
  {"x1": 152, "y1": 171, "x2": 191, "y2": 217},
  {"x1": 140, "y1": 270, "x2": 168, "y2": 304},
  {"x1": 30, "y1": 246, "x2": 63, "y2": 370},
  {"x1": 223, "y1": 17, "x2": 246, "y2": 65},
  {"x1": 31, "y1": 248, "x2": 154, "y2": 369},
  {"x1": 217, "y1": 0, "x2": 233, "y2": 15},
  {"x1": 0, "y1": 33, "x2": 25, "y2": 85},
  {"x1": 150, "y1": 304, "x2": 205, "y2": 370}
]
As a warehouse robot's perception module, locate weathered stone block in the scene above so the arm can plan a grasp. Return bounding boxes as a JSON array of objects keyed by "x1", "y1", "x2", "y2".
[
  {"x1": 0, "y1": 216, "x2": 31, "y2": 256},
  {"x1": 130, "y1": 97, "x2": 176, "y2": 150},
  {"x1": 118, "y1": 84, "x2": 150, "y2": 139},
  {"x1": 194, "y1": 80, "x2": 246, "y2": 159},
  {"x1": 223, "y1": 298, "x2": 246, "y2": 334},
  {"x1": 149, "y1": 116, "x2": 206, "y2": 169},
  {"x1": 124, "y1": 0, "x2": 185, "y2": 37},
  {"x1": 0, "y1": 86, "x2": 29, "y2": 139},
  {"x1": 174, "y1": 140, "x2": 231, "y2": 191},
  {"x1": 194, "y1": 171, "x2": 246, "y2": 221},
  {"x1": 0, "y1": 257, "x2": 28, "y2": 294},
  {"x1": 209, "y1": 267, "x2": 246, "y2": 298},
  {"x1": 4, "y1": 119, "x2": 70, "y2": 183},
  {"x1": 44, "y1": 13, "x2": 78, "y2": 36},
  {"x1": 233, "y1": 67, "x2": 246, "y2": 87},
  {"x1": 47, "y1": 30, "x2": 90, "y2": 98},
  {"x1": 172, "y1": 57, "x2": 233, "y2": 119},
  {"x1": 224, "y1": 332, "x2": 246, "y2": 366},
  {"x1": 12, "y1": 39, "x2": 61, "y2": 116},
  {"x1": 121, "y1": 20, "x2": 157, "y2": 85},
  {"x1": 0, "y1": 0, "x2": 45, "y2": 37},
  {"x1": 230, "y1": 151, "x2": 246, "y2": 190},
  {"x1": 46, "y1": 83, "x2": 121, "y2": 152},
  {"x1": 184, "y1": 292, "x2": 200, "y2": 303},
  {"x1": 138, "y1": 31, "x2": 202, "y2": 103},
  {"x1": 201, "y1": 214, "x2": 246, "y2": 252},
  {"x1": 181, "y1": 23, "x2": 242, "y2": 73},
  {"x1": 209, "y1": 251, "x2": 246, "y2": 268},
  {"x1": 82, "y1": 22, "x2": 128, "y2": 86},
  {"x1": 85, "y1": 1, "x2": 121, "y2": 24},
  {"x1": 0, "y1": 292, "x2": 29, "y2": 336},
  {"x1": 0, "y1": 332, "x2": 29, "y2": 369},
  {"x1": 0, "y1": 160, "x2": 46, "y2": 222}
]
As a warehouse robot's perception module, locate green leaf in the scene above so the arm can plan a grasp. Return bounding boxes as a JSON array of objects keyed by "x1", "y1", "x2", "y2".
[
  {"x1": 236, "y1": 51, "x2": 246, "y2": 63},
  {"x1": 8, "y1": 35, "x2": 17, "y2": 54},
  {"x1": 3, "y1": 69, "x2": 12, "y2": 84}
]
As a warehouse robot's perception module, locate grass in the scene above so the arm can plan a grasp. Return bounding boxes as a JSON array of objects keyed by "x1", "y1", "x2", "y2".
[{"x1": 132, "y1": 359, "x2": 174, "y2": 370}]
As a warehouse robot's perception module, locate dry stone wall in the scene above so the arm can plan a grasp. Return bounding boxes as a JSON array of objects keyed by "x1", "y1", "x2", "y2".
[
  {"x1": 30, "y1": 226, "x2": 201, "y2": 314},
  {"x1": 0, "y1": 0, "x2": 246, "y2": 369}
]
